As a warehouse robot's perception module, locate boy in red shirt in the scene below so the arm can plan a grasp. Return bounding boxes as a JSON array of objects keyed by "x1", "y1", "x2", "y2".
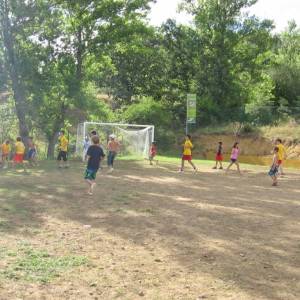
[{"x1": 149, "y1": 142, "x2": 157, "y2": 165}]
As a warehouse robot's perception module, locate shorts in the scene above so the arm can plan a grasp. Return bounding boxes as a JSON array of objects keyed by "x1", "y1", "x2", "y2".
[
  {"x1": 216, "y1": 154, "x2": 223, "y2": 161},
  {"x1": 28, "y1": 149, "x2": 36, "y2": 159},
  {"x1": 182, "y1": 155, "x2": 192, "y2": 161},
  {"x1": 269, "y1": 166, "x2": 278, "y2": 177},
  {"x1": 84, "y1": 169, "x2": 97, "y2": 180},
  {"x1": 278, "y1": 160, "x2": 283, "y2": 165},
  {"x1": 149, "y1": 154, "x2": 156, "y2": 160},
  {"x1": 231, "y1": 158, "x2": 237, "y2": 163},
  {"x1": 57, "y1": 151, "x2": 67, "y2": 162},
  {"x1": 2, "y1": 153, "x2": 9, "y2": 160},
  {"x1": 14, "y1": 154, "x2": 24, "y2": 163}
]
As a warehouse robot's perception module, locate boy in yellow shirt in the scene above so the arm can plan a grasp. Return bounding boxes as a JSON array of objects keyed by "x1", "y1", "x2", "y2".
[
  {"x1": 179, "y1": 134, "x2": 197, "y2": 172},
  {"x1": 13, "y1": 137, "x2": 25, "y2": 167},
  {"x1": 275, "y1": 138, "x2": 287, "y2": 175},
  {"x1": 1, "y1": 140, "x2": 11, "y2": 168},
  {"x1": 57, "y1": 130, "x2": 69, "y2": 168}
]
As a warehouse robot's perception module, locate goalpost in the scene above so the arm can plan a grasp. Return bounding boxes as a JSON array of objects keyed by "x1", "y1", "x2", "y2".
[{"x1": 76, "y1": 122, "x2": 155, "y2": 160}]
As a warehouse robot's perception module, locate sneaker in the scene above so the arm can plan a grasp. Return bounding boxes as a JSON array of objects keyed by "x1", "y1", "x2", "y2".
[
  {"x1": 177, "y1": 169, "x2": 183, "y2": 173},
  {"x1": 219, "y1": 167, "x2": 223, "y2": 170},
  {"x1": 107, "y1": 168, "x2": 114, "y2": 173},
  {"x1": 212, "y1": 166, "x2": 217, "y2": 169}
]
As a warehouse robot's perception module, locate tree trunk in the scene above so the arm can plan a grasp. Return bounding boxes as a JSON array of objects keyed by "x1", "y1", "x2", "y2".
[
  {"x1": 46, "y1": 107, "x2": 65, "y2": 159},
  {"x1": 47, "y1": 132, "x2": 59, "y2": 159},
  {"x1": 0, "y1": 0, "x2": 29, "y2": 144}
]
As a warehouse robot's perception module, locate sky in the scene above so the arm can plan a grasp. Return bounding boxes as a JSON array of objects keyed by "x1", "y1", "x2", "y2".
[{"x1": 149, "y1": 0, "x2": 300, "y2": 32}]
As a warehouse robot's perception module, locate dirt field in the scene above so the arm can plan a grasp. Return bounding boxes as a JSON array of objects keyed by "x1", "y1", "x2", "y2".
[{"x1": 0, "y1": 160, "x2": 299, "y2": 300}]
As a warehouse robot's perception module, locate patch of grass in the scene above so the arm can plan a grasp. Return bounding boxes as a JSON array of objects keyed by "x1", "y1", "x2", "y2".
[
  {"x1": 140, "y1": 208, "x2": 155, "y2": 215},
  {"x1": 1, "y1": 245, "x2": 87, "y2": 283}
]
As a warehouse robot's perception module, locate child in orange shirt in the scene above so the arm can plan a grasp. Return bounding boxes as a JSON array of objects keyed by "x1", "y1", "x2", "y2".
[
  {"x1": 1, "y1": 140, "x2": 11, "y2": 168},
  {"x1": 13, "y1": 137, "x2": 25, "y2": 167}
]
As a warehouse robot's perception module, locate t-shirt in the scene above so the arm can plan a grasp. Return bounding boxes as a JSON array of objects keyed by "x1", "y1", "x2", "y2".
[
  {"x1": 150, "y1": 145, "x2": 157, "y2": 156},
  {"x1": 217, "y1": 145, "x2": 223, "y2": 155},
  {"x1": 108, "y1": 140, "x2": 120, "y2": 152},
  {"x1": 231, "y1": 147, "x2": 239, "y2": 160},
  {"x1": 183, "y1": 140, "x2": 193, "y2": 156},
  {"x1": 277, "y1": 144, "x2": 285, "y2": 161},
  {"x1": 1, "y1": 143, "x2": 10, "y2": 155},
  {"x1": 272, "y1": 153, "x2": 279, "y2": 168},
  {"x1": 83, "y1": 140, "x2": 91, "y2": 151},
  {"x1": 15, "y1": 141, "x2": 25, "y2": 154},
  {"x1": 59, "y1": 135, "x2": 68, "y2": 152},
  {"x1": 28, "y1": 140, "x2": 36, "y2": 150},
  {"x1": 87, "y1": 145, "x2": 105, "y2": 171}
]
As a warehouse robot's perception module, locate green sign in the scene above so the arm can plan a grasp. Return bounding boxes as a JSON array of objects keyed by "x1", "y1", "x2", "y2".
[{"x1": 187, "y1": 94, "x2": 197, "y2": 124}]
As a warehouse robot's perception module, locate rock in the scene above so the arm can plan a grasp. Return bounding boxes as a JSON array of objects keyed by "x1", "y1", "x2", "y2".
[
  {"x1": 138, "y1": 291, "x2": 145, "y2": 297},
  {"x1": 89, "y1": 282, "x2": 97, "y2": 287}
]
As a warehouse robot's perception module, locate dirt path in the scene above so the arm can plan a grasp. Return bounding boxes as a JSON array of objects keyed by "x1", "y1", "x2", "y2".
[{"x1": 0, "y1": 161, "x2": 299, "y2": 300}]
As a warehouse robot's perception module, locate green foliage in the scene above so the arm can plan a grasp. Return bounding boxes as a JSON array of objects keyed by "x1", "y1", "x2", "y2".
[
  {"x1": 245, "y1": 73, "x2": 275, "y2": 124},
  {"x1": 123, "y1": 97, "x2": 176, "y2": 150},
  {"x1": 123, "y1": 97, "x2": 172, "y2": 127}
]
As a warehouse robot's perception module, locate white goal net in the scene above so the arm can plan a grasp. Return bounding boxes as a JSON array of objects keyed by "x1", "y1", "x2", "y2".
[{"x1": 76, "y1": 122, "x2": 155, "y2": 160}]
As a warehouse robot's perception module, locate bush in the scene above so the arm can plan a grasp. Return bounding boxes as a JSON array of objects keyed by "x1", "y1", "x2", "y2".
[
  {"x1": 123, "y1": 97, "x2": 172, "y2": 128},
  {"x1": 123, "y1": 97, "x2": 176, "y2": 151}
]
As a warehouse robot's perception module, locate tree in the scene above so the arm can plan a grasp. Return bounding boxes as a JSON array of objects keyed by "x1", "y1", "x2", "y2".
[
  {"x1": 270, "y1": 21, "x2": 300, "y2": 120},
  {"x1": 180, "y1": 0, "x2": 273, "y2": 125},
  {"x1": 0, "y1": 0, "x2": 33, "y2": 143}
]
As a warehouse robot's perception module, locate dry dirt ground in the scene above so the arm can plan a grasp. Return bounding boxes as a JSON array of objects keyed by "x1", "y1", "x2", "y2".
[{"x1": 0, "y1": 160, "x2": 299, "y2": 300}]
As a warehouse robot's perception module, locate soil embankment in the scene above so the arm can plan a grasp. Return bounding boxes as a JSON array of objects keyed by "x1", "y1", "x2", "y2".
[{"x1": 191, "y1": 134, "x2": 300, "y2": 168}]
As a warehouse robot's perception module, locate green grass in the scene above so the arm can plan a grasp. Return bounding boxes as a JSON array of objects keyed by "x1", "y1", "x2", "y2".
[
  {"x1": 0, "y1": 244, "x2": 87, "y2": 283},
  {"x1": 118, "y1": 154, "x2": 267, "y2": 169}
]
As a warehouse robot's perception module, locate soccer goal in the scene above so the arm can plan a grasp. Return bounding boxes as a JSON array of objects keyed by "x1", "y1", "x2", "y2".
[{"x1": 76, "y1": 122, "x2": 155, "y2": 160}]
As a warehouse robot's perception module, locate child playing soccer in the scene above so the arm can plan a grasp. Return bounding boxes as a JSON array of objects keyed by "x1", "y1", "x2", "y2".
[
  {"x1": 28, "y1": 137, "x2": 37, "y2": 167},
  {"x1": 13, "y1": 137, "x2": 25, "y2": 167},
  {"x1": 57, "y1": 130, "x2": 69, "y2": 168},
  {"x1": 226, "y1": 142, "x2": 241, "y2": 174},
  {"x1": 213, "y1": 141, "x2": 223, "y2": 169},
  {"x1": 107, "y1": 134, "x2": 120, "y2": 172},
  {"x1": 149, "y1": 141, "x2": 157, "y2": 165},
  {"x1": 275, "y1": 139, "x2": 287, "y2": 175},
  {"x1": 1, "y1": 140, "x2": 11, "y2": 168},
  {"x1": 269, "y1": 147, "x2": 279, "y2": 186},
  {"x1": 84, "y1": 135, "x2": 105, "y2": 195},
  {"x1": 179, "y1": 134, "x2": 197, "y2": 172}
]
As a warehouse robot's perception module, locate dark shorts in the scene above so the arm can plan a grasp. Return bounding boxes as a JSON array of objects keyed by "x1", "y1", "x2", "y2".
[
  {"x1": 57, "y1": 151, "x2": 67, "y2": 161},
  {"x1": 182, "y1": 155, "x2": 192, "y2": 161},
  {"x1": 269, "y1": 166, "x2": 278, "y2": 177},
  {"x1": 28, "y1": 149, "x2": 36, "y2": 159},
  {"x1": 84, "y1": 169, "x2": 97, "y2": 180},
  {"x1": 231, "y1": 158, "x2": 237, "y2": 163}
]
